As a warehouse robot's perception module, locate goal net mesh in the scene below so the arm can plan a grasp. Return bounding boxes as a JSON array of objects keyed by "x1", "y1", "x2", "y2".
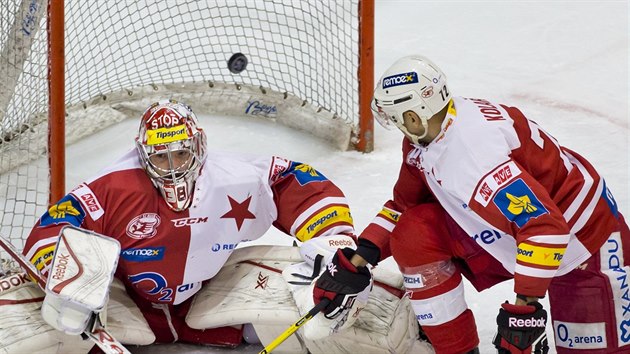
[{"x1": 0, "y1": 0, "x2": 364, "y2": 257}]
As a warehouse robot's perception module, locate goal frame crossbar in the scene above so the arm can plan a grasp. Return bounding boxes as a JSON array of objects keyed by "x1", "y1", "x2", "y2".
[{"x1": 46, "y1": 0, "x2": 374, "y2": 205}]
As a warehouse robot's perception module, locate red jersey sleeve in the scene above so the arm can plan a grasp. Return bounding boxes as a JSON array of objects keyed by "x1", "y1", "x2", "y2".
[{"x1": 270, "y1": 158, "x2": 354, "y2": 242}]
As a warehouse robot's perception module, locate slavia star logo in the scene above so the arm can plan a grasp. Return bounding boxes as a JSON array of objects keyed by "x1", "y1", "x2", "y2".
[
  {"x1": 221, "y1": 195, "x2": 256, "y2": 231},
  {"x1": 506, "y1": 192, "x2": 538, "y2": 215},
  {"x1": 49, "y1": 201, "x2": 80, "y2": 219}
]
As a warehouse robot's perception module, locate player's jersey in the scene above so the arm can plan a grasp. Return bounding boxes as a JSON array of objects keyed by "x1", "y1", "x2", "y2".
[
  {"x1": 24, "y1": 150, "x2": 354, "y2": 305},
  {"x1": 361, "y1": 97, "x2": 620, "y2": 296}
]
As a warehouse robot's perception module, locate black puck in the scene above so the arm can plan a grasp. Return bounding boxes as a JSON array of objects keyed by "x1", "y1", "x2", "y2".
[{"x1": 227, "y1": 53, "x2": 248, "y2": 74}]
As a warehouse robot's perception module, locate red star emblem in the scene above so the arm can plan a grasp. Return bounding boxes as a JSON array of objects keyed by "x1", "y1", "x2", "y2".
[{"x1": 221, "y1": 195, "x2": 256, "y2": 231}]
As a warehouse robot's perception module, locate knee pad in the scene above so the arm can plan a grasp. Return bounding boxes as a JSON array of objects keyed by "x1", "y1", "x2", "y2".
[{"x1": 401, "y1": 260, "x2": 468, "y2": 326}]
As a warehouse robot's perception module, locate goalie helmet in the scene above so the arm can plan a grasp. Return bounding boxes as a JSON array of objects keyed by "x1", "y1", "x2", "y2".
[
  {"x1": 136, "y1": 99, "x2": 207, "y2": 211},
  {"x1": 372, "y1": 55, "x2": 451, "y2": 143}
]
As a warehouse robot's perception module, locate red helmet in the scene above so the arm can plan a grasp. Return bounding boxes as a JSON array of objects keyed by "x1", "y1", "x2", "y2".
[{"x1": 135, "y1": 99, "x2": 207, "y2": 211}]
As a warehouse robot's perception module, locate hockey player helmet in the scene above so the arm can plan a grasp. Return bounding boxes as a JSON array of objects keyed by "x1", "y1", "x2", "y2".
[
  {"x1": 372, "y1": 55, "x2": 451, "y2": 144},
  {"x1": 136, "y1": 99, "x2": 207, "y2": 211}
]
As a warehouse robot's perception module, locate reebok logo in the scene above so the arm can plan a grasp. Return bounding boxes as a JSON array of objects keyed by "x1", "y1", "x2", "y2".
[
  {"x1": 52, "y1": 254, "x2": 70, "y2": 280},
  {"x1": 509, "y1": 317, "x2": 546, "y2": 328},
  {"x1": 328, "y1": 239, "x2": 354, "y2": 248}
]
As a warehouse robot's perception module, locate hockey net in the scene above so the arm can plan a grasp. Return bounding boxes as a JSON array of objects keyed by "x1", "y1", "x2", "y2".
[{"x1": 0, "y1": 0, "x2": 374, "y2": 263}]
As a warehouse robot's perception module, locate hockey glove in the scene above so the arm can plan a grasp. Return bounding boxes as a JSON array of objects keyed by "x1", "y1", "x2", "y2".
[
  {"x1": 493, "y1": 301, "x2": 549, "y2": 354},
  {"x1": 313, "y1": 247, "x2": 372, "y2": 319}
]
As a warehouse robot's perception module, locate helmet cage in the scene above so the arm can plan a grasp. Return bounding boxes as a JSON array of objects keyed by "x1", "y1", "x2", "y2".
[{"x1": 135, "y1": 100, "x2": 207, "y2": 211}]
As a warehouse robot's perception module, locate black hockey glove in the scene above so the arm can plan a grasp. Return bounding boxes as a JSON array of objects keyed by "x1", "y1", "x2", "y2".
[
  {"x1": 493, "y1": 300, "x2": 549, "y2": 354},
  {"x1": 313, "y1": 247, "x2": 372, "y2": 319}
]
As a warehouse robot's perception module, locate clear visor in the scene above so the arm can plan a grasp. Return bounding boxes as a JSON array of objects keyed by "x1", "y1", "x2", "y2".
[{"x1": 371, "y1": 99, "x2": 396, "y2": 130}]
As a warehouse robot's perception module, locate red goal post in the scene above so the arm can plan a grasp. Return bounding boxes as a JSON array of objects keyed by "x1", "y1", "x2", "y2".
[{"x1": 0, "y1": 0, "x2": 374, "y2": 260}]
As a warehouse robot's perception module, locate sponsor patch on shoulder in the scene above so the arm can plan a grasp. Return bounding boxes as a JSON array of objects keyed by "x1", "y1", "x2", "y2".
[
  {"x1": 39, "y1": 195, "x2": 86, "y2": 227},
  {"x1": 474, "y1": 161, "x2": 521, "y2": 207},
  {"x1": 71, "y1": 183, "x2": 104, "y2": 221},
  {"x1": 492, "y1": 178, "x2": 548, "y2": 227},
  {"x1": 283, "y1": 161, "x2": 328, "y2": 185}
]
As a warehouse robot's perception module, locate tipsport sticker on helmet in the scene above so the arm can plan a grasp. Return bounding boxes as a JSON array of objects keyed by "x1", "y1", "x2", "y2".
[
  {"x1": 39, "y1": 195, "x2": 86, "y2": 227},
  {"x1": 493, "y1": 179, "x2": 548, "y2": 228},
  {"x1": 282, "y1": 162, "x2": 328, "y2": 185},
  {"x1": 146, "y1": 124, "x2": 189, "y2": 145},
  {"x1": 382, "y1": 71, "x2": 418, "y2": 89}
]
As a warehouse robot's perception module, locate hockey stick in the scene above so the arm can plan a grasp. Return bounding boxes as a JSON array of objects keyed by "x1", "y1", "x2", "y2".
[
  {"x1": 0, "y1": 234, "x2": 132, "y2": 354},
  {"x1": 258, "y1": 298, "x2": 331, "y2": 354}
]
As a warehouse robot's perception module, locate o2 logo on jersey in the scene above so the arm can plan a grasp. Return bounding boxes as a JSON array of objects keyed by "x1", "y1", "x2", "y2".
[
  {"x1": 128, "y1": 272, "x2": 199, "y2": 303},
  {"x1": 493, "y1": 179, "x2": 548, "y2": 227},
  {"x1": 126, "y1": 213, "x2": 161, "y2": 239},
  {"x1": 555, "y1": 321, "x2": 607, "y2": 349}
]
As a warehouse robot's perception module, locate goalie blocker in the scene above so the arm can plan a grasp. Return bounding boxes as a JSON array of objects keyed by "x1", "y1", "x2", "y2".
[{"x1": 42, "y1": 226, "x2": 120, "y2": 335}]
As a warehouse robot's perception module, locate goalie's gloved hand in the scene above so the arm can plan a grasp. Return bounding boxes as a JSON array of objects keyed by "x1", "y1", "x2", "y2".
[
  {"x1": 493, "y1": 300, "x2": 549, "y2": 354},
  {"x1": 313, "y1": 247, "x2": 372, "y2": 319}
]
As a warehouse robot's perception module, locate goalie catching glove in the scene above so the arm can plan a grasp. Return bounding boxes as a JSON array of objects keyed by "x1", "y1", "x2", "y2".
[
  {"x1": 493, "y1": 300, "x2": 549, "y2": 354},
  {"x1": 313, "y1": 247, "x2": 372, "y2": 320}
]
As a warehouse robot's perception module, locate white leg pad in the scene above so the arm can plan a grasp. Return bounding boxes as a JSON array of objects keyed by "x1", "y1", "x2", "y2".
[
  {"x1": 105, "y1": 278, "x2": 156, "y2": 345},
  {"x1": 186, "y1": 245, "x2": 306, "y2": 354},
  {"x1": 0, "y1": 272, "x2": 93, "y2": 354},
  {"x1": 185, "y1": 245, "x2": 434, "y2": 354}
]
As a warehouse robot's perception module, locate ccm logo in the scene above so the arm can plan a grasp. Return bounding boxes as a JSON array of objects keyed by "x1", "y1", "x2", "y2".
[{"x1": 172, "y1": 217, "x2": 208, "y2": 227}]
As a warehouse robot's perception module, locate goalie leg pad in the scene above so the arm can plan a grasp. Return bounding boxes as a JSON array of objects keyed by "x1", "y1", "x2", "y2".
[
  {"x1": 187, "y1": 245, "x2": 432, "y2": 354},
  {"x1": 285, "y1": 249, "x2": 432, "y2": 353},
  {"x1": 187, "y1": 245, "x2": 306, "y2": 353},
  {"x1": 0, "y1": 272, "x2": 93, "y2": 354},
  {"x1": 104, "y1": 278, "x2": 156, "y2": 346}
]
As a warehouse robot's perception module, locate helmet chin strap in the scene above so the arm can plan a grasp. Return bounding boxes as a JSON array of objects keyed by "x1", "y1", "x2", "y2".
[{"x1": 397, "y1": 115, "x2": 430, "y2": 145}]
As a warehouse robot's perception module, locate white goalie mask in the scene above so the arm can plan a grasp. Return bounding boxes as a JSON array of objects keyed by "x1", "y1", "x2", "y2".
[
  {"x1": 372, "y1": 55, "x2": 451, "y2": 144},
  {"x1": 135, "y1": 100, "x2": 207, "y2": 212}
]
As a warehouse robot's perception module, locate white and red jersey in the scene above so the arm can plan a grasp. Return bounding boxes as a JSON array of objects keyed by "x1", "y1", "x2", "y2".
[
  {"x1": 24, "y1": 150, "x2": 354, "y2": 305},
  {"x1": 361, "y1": 97, "x2": 620, "y2": 297}
]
